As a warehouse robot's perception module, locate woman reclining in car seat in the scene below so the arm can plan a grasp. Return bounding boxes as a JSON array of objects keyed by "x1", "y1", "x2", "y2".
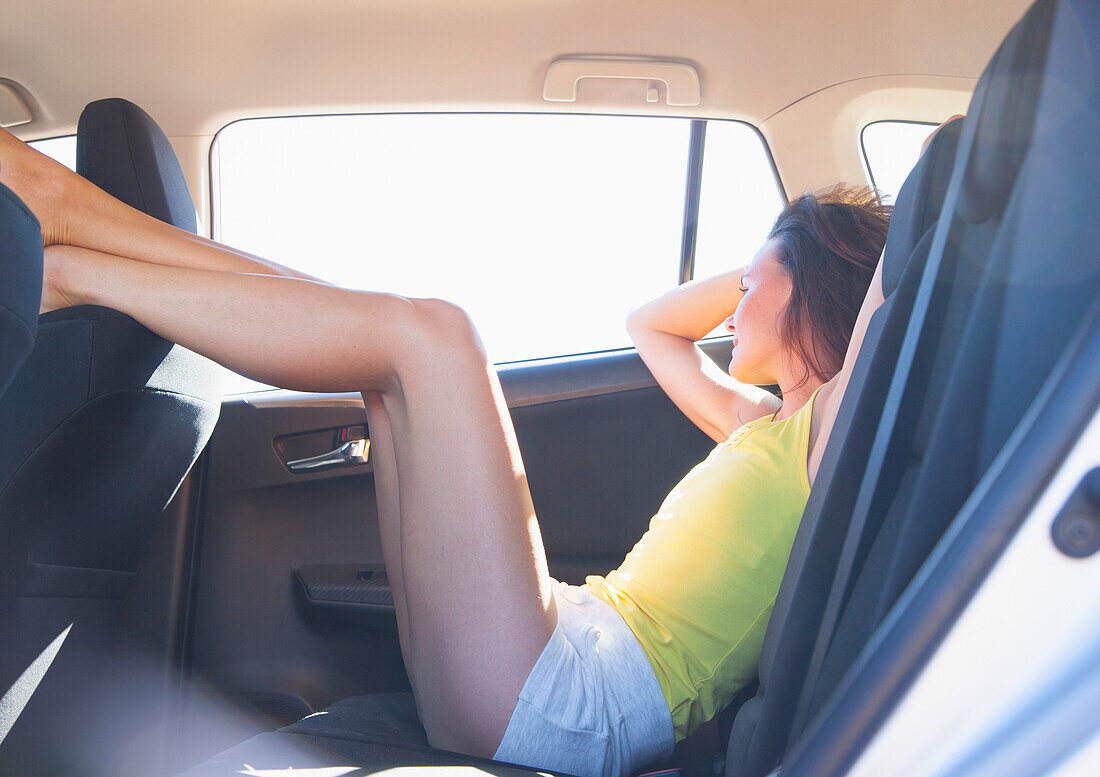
[{"x1": 1, "y1": 123, "x2": 938, "y2": 777}]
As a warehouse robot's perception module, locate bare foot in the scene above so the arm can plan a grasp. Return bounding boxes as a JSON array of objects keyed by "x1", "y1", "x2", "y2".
[{"x1": 0, "y1": 128, "x2": 77, "y2": 247}]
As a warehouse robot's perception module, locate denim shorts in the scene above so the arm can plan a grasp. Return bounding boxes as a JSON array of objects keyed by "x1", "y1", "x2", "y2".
[{"x1": 492, "y1": 581, "x2": 674, "y2": 777}]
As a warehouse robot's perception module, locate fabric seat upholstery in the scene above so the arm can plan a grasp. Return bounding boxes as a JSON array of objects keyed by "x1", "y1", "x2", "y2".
[
  {"x1": 730, "y1": 1, "x2": 1100, "y2": 775},
  {"x1": 782, "y1": 4, "x2": 1100, "y2": 773},
  {"x1": 0, "y1": 99, "x2": 223, "y2": 776},
  {"x1": 722, "y1": 112, "x2": 966, "y2": 777},
  {"x1": 0, "y1": 97, "x2": 222, "y2": 597}
]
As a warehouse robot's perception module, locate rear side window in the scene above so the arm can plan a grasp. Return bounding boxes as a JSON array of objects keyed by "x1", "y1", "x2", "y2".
[
  {"x1": 861, "y1": 121, "x2": 937, "y2": 201},
  {"x1": 212, "y1": 114, "x2": 784, "y2": 393}
]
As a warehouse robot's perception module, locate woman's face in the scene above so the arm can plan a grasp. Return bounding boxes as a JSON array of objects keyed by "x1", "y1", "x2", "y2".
[{"x1": 724, "y1": 238, "x2": 796, "y2": 385}]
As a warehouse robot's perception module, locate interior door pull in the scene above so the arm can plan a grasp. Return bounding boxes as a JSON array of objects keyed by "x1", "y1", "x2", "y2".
[
  {"x1": 286, "y1": 437, "x2": 369, "y2": 473},
  {"x1": 542, "y1": 57, "x2": 701, "y2": 106}
]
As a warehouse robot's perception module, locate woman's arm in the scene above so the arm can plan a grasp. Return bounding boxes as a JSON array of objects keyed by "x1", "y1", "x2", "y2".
[{"x1": 627, "y1": 268, "x2": 780, "y2": 442}]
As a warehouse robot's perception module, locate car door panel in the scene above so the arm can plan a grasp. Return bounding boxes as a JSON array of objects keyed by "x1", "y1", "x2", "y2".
[{"x1": 180, "y1": 343, "x2": 724, "y2": 757}]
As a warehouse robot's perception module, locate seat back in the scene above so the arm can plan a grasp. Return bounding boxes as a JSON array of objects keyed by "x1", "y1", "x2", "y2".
[
  {"x1": 0, "y1": 97, "x2": 222, "y2": 598},
  {"x1": 0, "y1": 183, "x2": 42, "y2": 399},
  {"x1": 726, "y1": 0, "x2": 1100, "y2": 774},
  {"x1": 723, "y1": 113, "x2": 965, "y2": 777},
  {"x1": 0, "y1": 99, "x2": 223, "y2": 775},
  {"x1": 786, "y1": 2, "x2": 1100, "y2": 770}
]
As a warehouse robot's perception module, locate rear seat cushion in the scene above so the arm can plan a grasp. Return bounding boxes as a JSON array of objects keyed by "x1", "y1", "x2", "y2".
[
  {"x1": 175, "y1": 695, "x2": 562, "y2": 777},
  {"x1": 286, "y1": 693, "x2": 429, "y2": 750}
]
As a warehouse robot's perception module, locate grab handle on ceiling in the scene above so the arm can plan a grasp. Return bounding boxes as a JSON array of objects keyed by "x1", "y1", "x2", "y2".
[
  {"x1": 0, "y1": 82, "x2": 33, "y2": 128},
  {"x1": 543, "y1": 57, "x2": 701, "y2": 106}
]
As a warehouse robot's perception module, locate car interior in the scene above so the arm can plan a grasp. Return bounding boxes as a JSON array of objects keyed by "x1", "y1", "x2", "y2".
[{"x1": 1, "y1": 0, "x2": 1099, "y2": 776}]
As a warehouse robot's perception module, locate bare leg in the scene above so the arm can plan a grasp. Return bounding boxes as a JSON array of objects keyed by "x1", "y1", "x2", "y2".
[
  {"x1": 9, "y1": 128, "x2": 558, "y2": 753},
  {"x1": 0, "y1": 128, "x2": 315, "y2": 280},
  {"x1": 363, "y1": 391, "x2": 443, "y2": 734},
  {"x1": 362, "y1": 392, "x2": 415, "y2": 682},
  {"x1": 46, "y1": 246, "x2": 557, "y2": 756}
]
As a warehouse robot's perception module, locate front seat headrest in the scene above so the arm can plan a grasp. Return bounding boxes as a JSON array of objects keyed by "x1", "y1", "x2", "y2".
[
  {"x1": 77, "y1": 98, "x2": 198, "y2": 232},
  {"x1": 880, "y1": 117, "x2": 963, "y2": 298},
  {"x1": 0, "y1": 183, "x2": 42, "y2": 398}
]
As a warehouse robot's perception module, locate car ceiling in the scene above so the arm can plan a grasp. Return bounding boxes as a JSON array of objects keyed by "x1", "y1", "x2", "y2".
[{"x1": 6, "y1": 0, "x2": 1031, "y2": 139}]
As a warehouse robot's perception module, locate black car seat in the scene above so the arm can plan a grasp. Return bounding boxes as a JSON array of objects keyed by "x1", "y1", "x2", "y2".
[
  {"x1": 729, "y1": 1, "x2": 1100, "y2": 775},
  {"x1": 0, "y1": 181, "x2": 43, "y2": 753},
  {"x1": 782, "y1": 1, "x2": 1100, "y2": 772},
  {"x1": 0, "y1": 99, "x2": 223, "y2": 775},
  {"x1": 0, "y1": 183, "x2": 42, "y2": 401}
]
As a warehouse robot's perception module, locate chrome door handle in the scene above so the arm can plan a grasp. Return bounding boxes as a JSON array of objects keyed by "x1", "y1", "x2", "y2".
[{"x1": 286, "y1": 438, "x2": 370, "y2": 473}]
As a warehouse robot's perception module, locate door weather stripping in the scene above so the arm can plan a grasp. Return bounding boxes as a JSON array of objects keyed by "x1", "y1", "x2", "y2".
[{"x1": 543, "y1": 57, "x2": 701, "y2": 106}]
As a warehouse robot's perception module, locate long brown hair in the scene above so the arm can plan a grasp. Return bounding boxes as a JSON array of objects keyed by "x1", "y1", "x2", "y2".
[{"x1": 768, "y1": 184, "x2": 891, "y2": 389}]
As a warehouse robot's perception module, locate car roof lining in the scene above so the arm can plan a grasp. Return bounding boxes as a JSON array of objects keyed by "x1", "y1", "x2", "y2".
[{"x1": 7, "y1": 0, "x2": 1032, "y2": 139}]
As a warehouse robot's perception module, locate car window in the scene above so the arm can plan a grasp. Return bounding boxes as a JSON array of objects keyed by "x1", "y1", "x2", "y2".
[
  {"x1": 28, "y1": 135, "x2": 76, "y2": 171},
  {"x1": 692, "y1": 121, "x2": 785, "y2": 283},
  {"x1": 692, "y1": 121, "x2": 786, "y2": 339},
  {"x1": 861, "y1": 121, "x2": 937, "y2": 201},
  {"x1": 214, "y1": 113, "x2": 783, "y2": 393}
]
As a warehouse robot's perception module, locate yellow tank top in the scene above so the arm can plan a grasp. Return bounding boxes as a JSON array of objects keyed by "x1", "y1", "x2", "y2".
[{"x1": 585, "y1": 388, "x2": 818, "y2": 741}]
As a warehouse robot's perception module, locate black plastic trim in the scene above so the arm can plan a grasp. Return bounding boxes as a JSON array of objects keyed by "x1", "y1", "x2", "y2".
[
  {"x1": 679, "y1": 119, "x2": 707, "y2": 284},
  {"x1": 296, "y1": 564, "x2": 395, "y2": 612}
]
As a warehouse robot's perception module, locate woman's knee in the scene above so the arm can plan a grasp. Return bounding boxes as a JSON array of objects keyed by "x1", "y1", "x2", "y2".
[{"x1": 406, "y1": 297, "x2": 490, "y2": 363}]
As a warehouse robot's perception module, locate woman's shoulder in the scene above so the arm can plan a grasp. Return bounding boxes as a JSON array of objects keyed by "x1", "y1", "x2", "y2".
[{"x1": 728, "y1": 389, "x2": 783, "y2": 432}]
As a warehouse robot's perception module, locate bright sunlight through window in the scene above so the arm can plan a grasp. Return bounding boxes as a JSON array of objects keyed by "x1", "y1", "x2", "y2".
[
  {"x1": 28, "y1": 136, "x2": 76, "y2": 171},
  {"x1": 214, "y1": 114, "x2": 782, "y2": 394},
  {"x1": 861, "y1": 121, "x2": 937, "y2": 202}
]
